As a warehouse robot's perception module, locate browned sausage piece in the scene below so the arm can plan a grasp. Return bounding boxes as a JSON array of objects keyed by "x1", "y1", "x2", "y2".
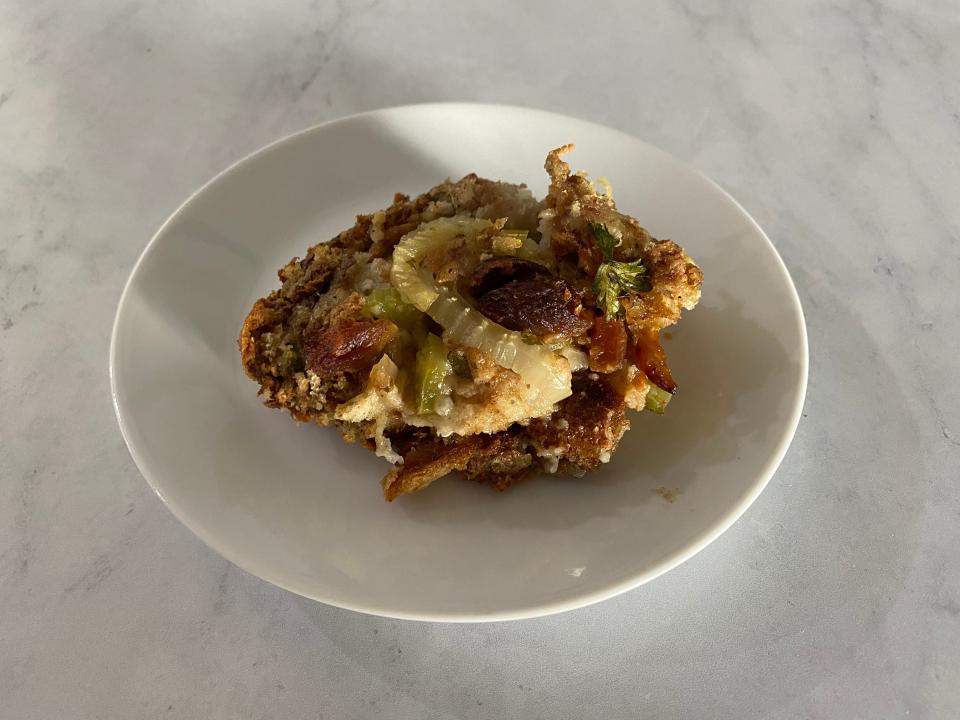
[
  {"x1": 588, "y1": 315, "x2": 627, "y2": 373},
  {"x1": 303, "y1": 318, "x2": 397, "y2": 379},
  {"x1": 476, "y1": 278, "x2": 592, "y2": 340},
  {"x1": 633, "y1": 328, "x2": 677, "y2": 392},
  {"x1": 467, "y1": 257, "x2": 552, "y2": 298}
]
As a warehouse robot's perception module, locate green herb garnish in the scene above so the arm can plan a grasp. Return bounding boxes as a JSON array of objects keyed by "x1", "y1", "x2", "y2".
[
  {"x1": 588, "y1": 222, "x2": 651, "y2": 316},
  {"x1": 593, "y1": 261, "x2": 651, "y2": 316},
  {"x1": 588, "y1": 222, "x2": 619, "y2": 258}
]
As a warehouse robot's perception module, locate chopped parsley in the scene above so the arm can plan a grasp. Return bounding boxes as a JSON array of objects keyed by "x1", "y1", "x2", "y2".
[
  {"x1": 588, "y1": 222, "x2": 619, "y2": 258},
  {"x1": 588, "y1": 223, "x2": 651, "y2": 316}
]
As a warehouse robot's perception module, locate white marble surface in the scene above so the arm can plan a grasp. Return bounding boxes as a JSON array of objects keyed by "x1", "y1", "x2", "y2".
[{"x1": 1, "y1": 0, "x2": 958, "y2": 717}]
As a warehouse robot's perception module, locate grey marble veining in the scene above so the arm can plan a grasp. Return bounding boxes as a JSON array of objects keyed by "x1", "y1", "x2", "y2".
[{"x1": 1, "y1": 1, "x2": 958, "y2": 718}]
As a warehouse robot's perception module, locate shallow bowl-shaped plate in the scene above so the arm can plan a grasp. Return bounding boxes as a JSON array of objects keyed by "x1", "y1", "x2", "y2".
[{"x1": 111, "y1": 103, "x2": 807, "y2": 621}]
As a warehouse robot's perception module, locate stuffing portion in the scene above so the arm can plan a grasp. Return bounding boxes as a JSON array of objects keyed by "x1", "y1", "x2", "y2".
[{"x1": 240, "y1": 146, "x2": 702, "y2": 500}]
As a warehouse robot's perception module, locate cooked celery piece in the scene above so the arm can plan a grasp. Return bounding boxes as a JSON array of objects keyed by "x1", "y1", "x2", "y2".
[
  {"x1": 500, "y1": 229, "x2": 529, "y2": 241},
  {"x1": 364, "y1": 287, "x2": 427, "y2": 377},
  {"x1": 414, "y1": 333, "x2": 451, "y2": 414},
  {"x1": 644, "y1": 384, "x2": 672, "y2": 414},
  {"x1": 363, "y1": 287, "x2": 424, "y2": 331}
]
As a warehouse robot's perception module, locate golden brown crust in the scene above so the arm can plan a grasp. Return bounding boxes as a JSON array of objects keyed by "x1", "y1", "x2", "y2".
[
  {"x1": 527, "y1": 372, "x2": 629, "y2": 472},
  {"x1": 463, "y1": 433, "x2": 533, "y2": 490},
  {"x1": 382, "y1": 430, "x2": 535, "y2": 501},
  {"x1": 381, "y1": 434, "x2": 481, "y2": 501},
  {"x1": 239, "y1": 298, "x2": 277, "y2": 378}
]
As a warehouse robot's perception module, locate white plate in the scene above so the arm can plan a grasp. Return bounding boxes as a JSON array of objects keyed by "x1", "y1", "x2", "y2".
[{"x1": 111, "y1": 103, "x2": 807, "y2": 622}]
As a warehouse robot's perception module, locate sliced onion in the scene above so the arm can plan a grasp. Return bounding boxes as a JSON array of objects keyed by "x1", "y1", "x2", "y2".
[
  {"x1": 430, "y1": 286, "x2": 571, "y2": 405},
  {"x1": 560, "y1": 346, "x2": 589, "y2": 372},
  {"x1": 390, "y1": 217, "x2": 492, "y2": 311},
  {"x1": 390, "y1": 217, "x2": 573, "y2": 405}
]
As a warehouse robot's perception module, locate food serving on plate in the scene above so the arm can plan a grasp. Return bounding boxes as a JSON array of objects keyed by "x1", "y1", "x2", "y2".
[{"x1": 239, "y1": 145, "x2": 703, "y2": 500}]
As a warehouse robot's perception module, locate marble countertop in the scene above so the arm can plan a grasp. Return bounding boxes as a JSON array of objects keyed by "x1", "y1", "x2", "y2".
[{"x1": 2, "y1": 1, "x2": 958, "y2": 717}]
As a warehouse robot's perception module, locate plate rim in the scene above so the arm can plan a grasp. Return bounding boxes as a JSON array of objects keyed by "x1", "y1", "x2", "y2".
[{"x1": 110, "y1": 102, "x2": 809, "y2": 622}]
